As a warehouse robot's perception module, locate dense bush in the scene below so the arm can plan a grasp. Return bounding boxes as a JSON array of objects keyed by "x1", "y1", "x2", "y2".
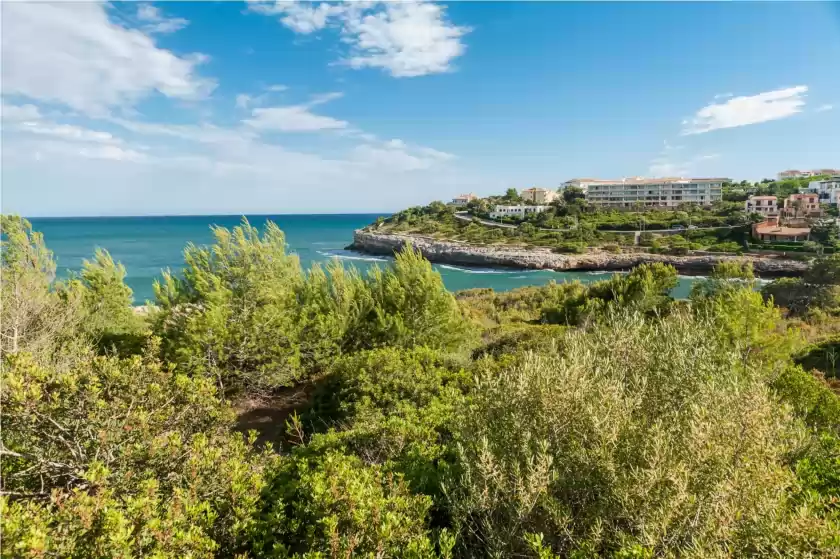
[{"x1": 449, "y1": 311, "x2": 828, "y2": 557}]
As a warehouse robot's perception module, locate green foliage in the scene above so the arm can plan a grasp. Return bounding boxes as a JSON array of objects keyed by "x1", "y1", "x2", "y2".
[
  {"x1": 1, "y1": 215, "x2": 81, "y2": 358},
  {"x1": 1, "y1": 344, "x2": 272, "y2": 558},
  {"x1": 762, "y1": 255, "x2": 840, "y2": 316},
  {"x1": 153, "y1": 220, "x2": 468, "y2": 395},
  {"x1": 448, "y1": 311, "x2": 825, "y2": 557},
  {"x1": 541, "y1": 263, "x2": 678, "y2": 325}
]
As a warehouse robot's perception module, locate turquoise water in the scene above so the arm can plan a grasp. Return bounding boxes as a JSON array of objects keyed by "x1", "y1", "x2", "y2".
[{"x1": 29, "y1": 214, "x2": 702, "y2": 303}]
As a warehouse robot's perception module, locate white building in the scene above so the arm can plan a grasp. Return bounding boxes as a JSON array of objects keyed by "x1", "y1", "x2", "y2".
[
  {"x1": 520, "y1": 187, "x2": 558, "y2": 204},
  {"x1": 489, "y1": 205, "x2": 551, "y2": 219},
  {"x1": 450, "y1": 193, "x2": 478, "y2": 206},
  {"x1": 745, "y1": 195, "x2": 779, "y2": 216},
  {"x1": 778, "y1": 169, "x2": 840, "y2": 180},
  {"x1": 807, "y1": 176, "x2": 840, "y2": 205},
  {"x1": 561, "y1": 177, "x2": 726, "y2": 208}
]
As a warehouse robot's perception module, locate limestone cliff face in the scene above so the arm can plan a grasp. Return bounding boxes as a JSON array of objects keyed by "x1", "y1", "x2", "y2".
[{"x1": 348, "y1": 230, "x2": 809, "y2": 275}]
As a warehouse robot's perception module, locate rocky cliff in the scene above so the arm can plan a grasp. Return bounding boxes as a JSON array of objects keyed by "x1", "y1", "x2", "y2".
[{"x1": 348, "y1": 230, "x2": 809, "y2": 275}]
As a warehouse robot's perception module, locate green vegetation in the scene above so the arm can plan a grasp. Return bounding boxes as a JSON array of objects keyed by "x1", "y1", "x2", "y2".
[
  {"x1": 3, "y1": 215, "x2": 840, "y2": 558},
  {"x1": 372, "y1": 200, "x2": 750, "y2": 253}
]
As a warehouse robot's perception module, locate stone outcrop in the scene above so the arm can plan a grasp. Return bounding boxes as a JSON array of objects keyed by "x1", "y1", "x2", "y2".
[{"x1": 348, "y1": 230, "x2": 809, "y2": 276}]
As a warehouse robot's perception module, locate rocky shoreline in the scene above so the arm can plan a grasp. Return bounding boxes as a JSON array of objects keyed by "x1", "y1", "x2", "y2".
[{"x1": 347, "y1": 230, "x2": 810, "y2": 276}]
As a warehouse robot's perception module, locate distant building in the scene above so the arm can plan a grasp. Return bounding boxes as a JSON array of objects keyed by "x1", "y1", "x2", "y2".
[
  {"x1": 753, "y1": 218, "x2": 811, "y2": 242},
  {"x1": 784, "y1": 193, "x2": 821, "y2": 217},
  {"x1": 520, "y1": 187, "x2": 558, "y2": 204},
  {"x1": 489, "y1": 205, "x2": 551, "y2": 219},
  {"x1": 745, "y1": 195, "x2": 778, "y2": 217},
  {"x1": 560, "y1": 177, "x2": 726, "y2": 208},
  {"x1": 777, "y1": 169, "x2": 840, "y2": 180},
  {"x1": 450, "y1": 193, "x2": 478, "y2": 207},
  {"x1": 807, "y1": 176, "x2": 840, "y2": 205}
]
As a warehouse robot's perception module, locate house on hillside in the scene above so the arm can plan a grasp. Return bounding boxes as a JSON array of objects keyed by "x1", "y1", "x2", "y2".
[
  {"x1": 745, "y1": 195, "x2": 778, "y2": 217},
  {"x1": 450, "y1": 193, "x2": 478, "y2": 207},
  {"x1": 753, "y1": 217, "x2": 811, "y2": 242},
  {"x1": 520, "y1": 187, "x2": 558, "y2": 204},
  {"x1": 807, "y1": 176, "x2": 840, "y2": 205},
  {"x1": 489, "y1": 205, "x2": 551, "y2": 219},
  {"x1": 784, "y1": 193, "x2": 822, "y2": 217}
]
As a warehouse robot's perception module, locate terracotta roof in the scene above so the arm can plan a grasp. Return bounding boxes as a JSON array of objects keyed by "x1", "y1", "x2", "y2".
[
  {"x1": 755, "y1": 224, "x2": 810, "y2": 237},
  {"x1": 749, "y1": 196, "x2": 777, "y2": 200}
]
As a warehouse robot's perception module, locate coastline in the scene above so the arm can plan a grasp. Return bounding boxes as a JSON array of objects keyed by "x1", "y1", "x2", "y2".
[{"x1": 348, "y1": 229, "x2": 810, "y2": 276}]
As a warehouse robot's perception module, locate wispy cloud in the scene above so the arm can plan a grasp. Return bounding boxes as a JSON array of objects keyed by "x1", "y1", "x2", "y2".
[
  {"x1": 682, "y1": 86, "x2": 808, "y2": 135},
  {"x1": 136, "y1": 3, "x2": 189, "y2": 34},
  {"x1": 816, "y1": 104, "x2": 833, "y2": 113},
  {"x1": 648, "y1": 141, "x2": 719, "y2": 177}
]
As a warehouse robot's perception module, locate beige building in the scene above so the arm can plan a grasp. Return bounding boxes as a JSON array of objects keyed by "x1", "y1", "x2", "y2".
[
  {"x1": 745, "y1": 195, "x2": 778, "y2": 216},
  {"x1": 561, "y1": 177, "x2": 726, "y2": 208},
  {"x1": 784, "y1": 193, "x2": 821, "y2": 217},
  {"x1": 753, "y1": 218, "x2": 810, "y2": 242},
  {"x1": 520, "y1": 187, "x2": 558, "y2": 204},
  {"x1": 450, "y1": 193, "x2": 478, "y2": 206},
  {"x1": 777, "y1": 169, "x2": 840, "y2": 180}
]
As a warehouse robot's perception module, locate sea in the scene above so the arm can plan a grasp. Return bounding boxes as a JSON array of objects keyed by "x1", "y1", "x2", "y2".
[{"x1": 29, "y1": 214, "x2": 703, "y2": 303}]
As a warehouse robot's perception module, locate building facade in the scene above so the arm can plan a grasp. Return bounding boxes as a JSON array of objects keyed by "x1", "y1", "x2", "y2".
[
  {"x1": 561, "y1": 177, "x2": 726, "y2": 208},
  {"x1": 777, "y1": 169, "x2": 840, "y2": 180},
  {"x1": 784, "y1": 193, "x2": 821, "y2": 217},
  {"x1": 753, "y1": 218, "x2": 811, "y2": 242},
  {"x1": 489, "y1": 205, "x2": 551, "y2": 219},
  {"x1": 745, "y1": 195, "x2": 778, "y2": 216},
  {"x1": 520, "y1": 187, "x2": 558, "y2": 204},
  {"x1": 450, "y1": 193, "x2": 478, "y2": 206},
  {"x1": 808, "y1": 176, "x2": 840, "y2": 205}
]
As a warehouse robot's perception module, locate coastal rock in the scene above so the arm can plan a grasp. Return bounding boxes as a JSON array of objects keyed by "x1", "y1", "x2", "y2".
[{"x1": 348, "y1": 230, "x2": 809, "y2": 276}]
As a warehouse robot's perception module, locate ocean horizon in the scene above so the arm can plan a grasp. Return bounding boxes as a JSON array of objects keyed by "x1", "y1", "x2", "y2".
[{"x1": 28, "y1": 213, "x2": 703, "y2": 303}]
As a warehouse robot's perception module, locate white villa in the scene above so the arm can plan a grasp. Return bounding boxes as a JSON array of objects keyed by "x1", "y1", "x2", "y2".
[
  {"x1": 807, "y1": 176, "x2": 840, "y2": 205},
  {"x1": 489, "y1": 205, "x2": 551, "y2": 219}
]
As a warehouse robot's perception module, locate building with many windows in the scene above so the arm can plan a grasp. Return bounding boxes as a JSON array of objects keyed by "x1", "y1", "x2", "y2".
[
  {"x1": 777, "y1": 169, "x2": 840, "y2": 180},
  {"x1": 745, "y1": 195, "x2": 779, "y2": 216},
  {"x1": 489, "y1": 205, "x2": 551, "y2": 219},
  {"x1": 784, "y1": 193, "x2": 822, "y2": 217},
  {"x1": 520, "y1": 187, "x2": 558, "y2": 204},
  {"x1": 807, "y1": 176, "x2": 840, "y2": 205},
  {"x1": 561, "y1": 177, "x2": 726, "y2": 208}
]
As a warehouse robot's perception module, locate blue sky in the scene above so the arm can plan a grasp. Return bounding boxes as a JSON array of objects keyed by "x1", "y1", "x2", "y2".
[{"x1": 2, "y1": 1, "x2": 839, "y2": 217}]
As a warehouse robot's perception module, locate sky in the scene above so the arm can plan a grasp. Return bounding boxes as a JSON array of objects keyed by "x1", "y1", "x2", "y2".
[{"x1": 1, "y1": 1, "x2": 839, "y2": 217}]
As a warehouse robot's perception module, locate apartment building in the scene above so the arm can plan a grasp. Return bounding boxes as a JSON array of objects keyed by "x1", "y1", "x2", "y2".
[
  {"x1": 745, "y1": 195, "x2": 778, "y2": 216},
  {"x1": 489, "y1": 205, "x2": 551, "y2": 219},
  {"x1": 450, "y1": 193, "x2": 478, "y2": 206},
  {"x1": 561, "y1": 177, "x2": 726, "y2": 208},
  {"x1": 520, "y1": 187, "x2": 558, "y2": 204},
  {"x1": 808, "y1": 176, "x2": 840, "y2": 205}
]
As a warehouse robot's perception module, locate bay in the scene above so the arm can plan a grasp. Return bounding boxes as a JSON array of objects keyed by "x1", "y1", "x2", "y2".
[{"x1": 29, "y1": 214, "x2": 702, "y2": 303}]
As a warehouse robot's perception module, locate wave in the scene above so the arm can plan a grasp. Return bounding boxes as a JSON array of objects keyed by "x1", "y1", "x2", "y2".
[
  {"x1": 316, "y1": 250, "x2": 389, "y2": 263},
  {"x1": 437, "y1": 264, "x2": 546, "y2": 275}
]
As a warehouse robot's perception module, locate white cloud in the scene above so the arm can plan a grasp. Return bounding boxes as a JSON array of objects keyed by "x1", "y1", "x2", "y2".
[
  {"x1": 78, "y1": 145, "x2": 147, "y2": 162},
  {"x1": 236, "y1": 94, "x2": 252, "y2": 109},
  {"x1": 16, "y1": 121, "x2": 122, "y2": 145},
  {"x1": 1, "y1": 102, "x2": 43, "y2": 121},
  {"x1": 341, "y1": 1, "x2": 470, "y2": 77},
  {"x1": 816, "y1": 104, "x2": 833, "y2": 113},
  {"x1": 682, "y1": 86, "x2": 808, "y2": 135},
  {"x1": 352, "y1": 139, "x2": 455, "y2": 172},
  {"x1": 245, "y1": 105, "x2": 349, "y2": 132},
  {"x1": 1, "y1": 2, "x2": 215, "y2": 115},
  {"x1": 648, "y1": 141, "x2": 719, "y2": 177},
  {"x1": 265, "y1": 84, "x2": 289, "y2": 92},
  {"x1": 246, "y1": 1, "x2": 340, "y2": 33},
  {"x1": 249, "y1": 1, "x2": 469, "y2": 78},
  {"x1": 136, "y1": 3, "x2": 189, "y2": 34}
]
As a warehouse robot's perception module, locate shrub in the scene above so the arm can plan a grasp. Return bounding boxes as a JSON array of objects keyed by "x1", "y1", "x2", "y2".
[
  {"x1": 553, "y1": 242, "x2": 585, "y2": 254},
  {"x1": 602, "y1": 243, "x2": 621, "y2": 253},
  {"x1": 448, "y1": 311, "x2": 816, "y2": 557}
]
